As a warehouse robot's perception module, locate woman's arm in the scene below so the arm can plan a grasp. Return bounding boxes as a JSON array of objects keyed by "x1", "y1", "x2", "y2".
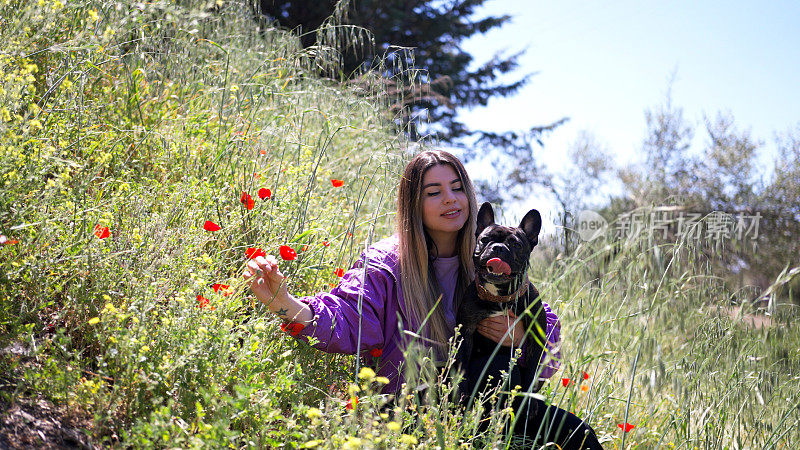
[{"x1": 244, "y1": 251, "x2": 390, "y2": 354}]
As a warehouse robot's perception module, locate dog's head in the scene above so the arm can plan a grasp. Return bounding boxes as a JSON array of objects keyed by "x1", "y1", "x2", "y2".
[{"x1": 473, "y1": 202, "x2": 541, "y2": 290}]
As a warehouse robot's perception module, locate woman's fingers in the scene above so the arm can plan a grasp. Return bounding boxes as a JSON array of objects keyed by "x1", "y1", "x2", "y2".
[{"x1": 477, "y1": 312, "x2": 523, "y2": 346}]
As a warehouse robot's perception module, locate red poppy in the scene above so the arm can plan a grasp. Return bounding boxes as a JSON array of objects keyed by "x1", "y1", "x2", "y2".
[
  {"x1": 582, "y1": 371, "x2": 590, "y2": 380},
  {"x1": 561, "y1": 378, "x2": 572, "y2": 387},
  {"x1": 203, "y1": 220, "x2": 221, "y2": 231},
  {"x1": 279, "y1": 245, "x2": 297, "y2": 261},
  {"x1": 197, "y1": 295, "x2": 215, "y2": 310},
  {"x1": 245, "y1": 247, "x2": 266, "y2": 259},
  {"x1": 93, "y1": 224, "x2": 110, "y2": 239},
  {"x1": 330, "y1": 179, "x2": 344, "y2": 187},
  {"x1": 617, "y1": 423, "x2": 634, "y2": 432},
  {"x1": 322, "y1": 241, "x2": 330, "y2": 247},
  {"x1": 259, "y1": 149, "x2": 267, "y2": 155},
  {"x1": 370, "y1": 348, "x2": 383, "y2": 358},
  {"x1": 258, "y1": 188, "x2": 272, "y2": 200},
  {"x1": 334, "y1": 268, "x2": 344, "y2": 277},
  {"x1": 346, "y1": 396, "x2": 358, "y2": 410},
  {"x1": 280, "y1": 322, "x2": 305, "y2": 336},
  {"x1": 240, "y1": 192, "x2": 254, "y2": 210},
  {"x1": 212, "y1": 283, "x2": 232, "y2": 296}
]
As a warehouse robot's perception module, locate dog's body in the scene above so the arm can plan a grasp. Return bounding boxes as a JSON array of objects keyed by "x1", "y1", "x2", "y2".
[{"x1": 456, "y1": 202, "x2": 547, "y2": 398}]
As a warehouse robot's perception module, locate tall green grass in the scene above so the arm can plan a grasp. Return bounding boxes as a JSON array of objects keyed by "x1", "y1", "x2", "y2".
[
  {"x1": 529, "y1": 213, "x2": 800, "y2": 448},
  {"x1": 1, "y1": 0, "x2": 798, "y2": 448}
]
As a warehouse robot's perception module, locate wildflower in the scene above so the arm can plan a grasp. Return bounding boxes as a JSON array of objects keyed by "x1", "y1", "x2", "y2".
[
  {"x1": 561, "y1": 378, "x2": 572, "y2": 387},
  {"x1": 301, "y1": 245, "x2": 308, "y2": 252},
  {"x1": 580, "y1": 383, "x2": 590, "y2": 392},
  {"x1": 259, "y1": 149, "x2": 266, "y2": 155},
  {"x1": 330, "y1": 179, "x2": 344, "y2": 187},
  {"x1": 280, "y1": 322, "x2": 305, "y2": 336},
  {"x1": 306, "y1": 408, "x2": 322, "y2": 420},
  {"x1": 322, "y1": 240, "x2": 330, "y2": 247},
  {"x1": 245, "y1": 247, "x2": 266, "y2": 259},
  {"x1": 253, "y1": 172, "x2": 260, "y2": 179},
  {"x1": 343, "y1": 437, "x2": 362, "y2": 449},
  {"x1": 212, "y1": 283, "x2": 232, "y2": 296},
  {"x1": 346, "y1": 396, "x2": 358, "y2": 410},
  {"x1": 1, "y1": 235, "x2": 18, "y2": 245},
  {"x1": 617, "y1": 423, "x2": 635, "y2": 432},
  {"x1": 358, "y1": 367, "x2": 376, "y2": 380},
  {"x1": 370, "y1": 348, "x2": 383, "y2": 358},
  {"x1": 387, "y1": 421, "x2": 401, "y2": 431},
  {"x1": 93, "y1": 224, "x2": 110, "y2": 239},
  {"x1": 197, "y1": 295, "x2": 215, "y2": 310},
  {"x1": 279, "y1": 245, "x2": 297, "y2": 261},
  {"x1": 258, "y1": 188, "x2": 271, "y2": 200},
  {"x1": 334, "y1": 267, "x2": 345, "y2": 277},
  {"x1": 203, "y1": 220, "x2": 221, "y2": 231},
  {"x1": 375, "y1": 376, "x2": 390, "y2": 385},
  {"x1": 399, "y1": 434, "x2": 417, "y2": 445},
  {"x1": 88, "y1": 317, "x2": 100, "y2": 325},
  {"x1": 583, "y1": 371, "x2": 590, "y2": 380},
  {"x1": 240, "y1": 191, "x2": 254, "y2": 210}
]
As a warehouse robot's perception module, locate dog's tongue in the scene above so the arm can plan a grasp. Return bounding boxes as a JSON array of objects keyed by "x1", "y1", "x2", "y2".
[{"x1": 486, "y1": 258, "x2": 511, "y2": 275}]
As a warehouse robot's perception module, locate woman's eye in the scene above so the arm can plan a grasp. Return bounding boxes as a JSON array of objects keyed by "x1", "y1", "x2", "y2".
[
  {"x1": 427, "y1": 192, "x2": 439, "y2": 197},
  {"x1": 454, "y1": 187, "x2": 464, "y2": 191}
]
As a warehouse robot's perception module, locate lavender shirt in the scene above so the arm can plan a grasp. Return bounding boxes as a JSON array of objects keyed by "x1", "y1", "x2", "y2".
[{"x1": 291, "y1": 235, "x2": 561, "y2": 393}]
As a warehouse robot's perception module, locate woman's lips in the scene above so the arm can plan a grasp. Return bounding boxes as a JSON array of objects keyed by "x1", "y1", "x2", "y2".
[{"x1": 442, "y1": 209, "x2": 461, "y2": 219}]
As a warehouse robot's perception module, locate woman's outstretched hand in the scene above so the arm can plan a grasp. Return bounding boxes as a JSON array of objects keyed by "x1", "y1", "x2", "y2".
[
  {"x1": 244, "y1": 255, "x2": 289, "y2": 305},
  {"x1": 243, "y1": 255, "x2": 312, "y2": 324},
  {"x1": 477, "y1": 311, "x2": 526, "y2": 347}
]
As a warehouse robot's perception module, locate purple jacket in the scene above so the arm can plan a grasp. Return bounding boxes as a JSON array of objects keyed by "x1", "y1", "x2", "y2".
[{"x1": 290, "y1": 235, "x2": 561, "y2": 393}]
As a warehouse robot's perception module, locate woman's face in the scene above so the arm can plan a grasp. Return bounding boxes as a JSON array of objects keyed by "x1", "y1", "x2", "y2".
[{"x1": 420, "y1": 164, "x2": 469, "y2": 243}]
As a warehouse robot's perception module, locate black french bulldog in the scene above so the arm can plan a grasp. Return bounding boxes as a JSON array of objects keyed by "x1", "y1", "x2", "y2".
[{"x1": 456, "y1": 202, "x2": 548, "y2": 400}]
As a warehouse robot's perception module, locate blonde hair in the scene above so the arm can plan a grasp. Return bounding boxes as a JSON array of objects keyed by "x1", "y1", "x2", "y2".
[{"x1": 396, "y1": 150, "x2": 477, "y2": 358}]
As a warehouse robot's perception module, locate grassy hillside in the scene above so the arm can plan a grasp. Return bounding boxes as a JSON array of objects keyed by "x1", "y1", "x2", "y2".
[{"x1": 2, "y1": 0, "x2": 798, "y2": 448}]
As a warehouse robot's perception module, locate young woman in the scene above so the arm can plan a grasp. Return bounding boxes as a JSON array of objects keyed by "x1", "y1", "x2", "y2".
[{"x1": 243, "y1": 150, "x2": 602, "y2": 449}]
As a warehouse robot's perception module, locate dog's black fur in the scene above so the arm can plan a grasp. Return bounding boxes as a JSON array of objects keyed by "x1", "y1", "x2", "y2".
[{"x1": 456, "y1": 202, "x2": 548, "y2": 399}]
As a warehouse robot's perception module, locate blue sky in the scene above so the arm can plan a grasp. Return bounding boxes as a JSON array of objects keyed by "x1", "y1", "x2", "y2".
[{"x1": 456, "y1": 0, "x2": 800, "y2": 229}]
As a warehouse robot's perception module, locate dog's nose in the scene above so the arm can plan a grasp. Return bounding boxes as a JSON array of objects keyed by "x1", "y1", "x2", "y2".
[{"x1": 487, "y1": 258, "x2": 511, "y2": 275}]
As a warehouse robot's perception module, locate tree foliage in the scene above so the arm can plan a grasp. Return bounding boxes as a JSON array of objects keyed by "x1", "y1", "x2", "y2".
[
  {"x1": 251, "y1": 0, "x2": 531, "y2": 142},
  {"x1": 615, "y1": 94, "x2": 800, "y2": 302}
]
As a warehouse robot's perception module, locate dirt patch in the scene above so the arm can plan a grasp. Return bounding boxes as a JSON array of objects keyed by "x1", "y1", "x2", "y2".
[
  {"x1": 0, "y1": 396, "x2": 97, "y2": 449},
  {"x1": 717, "y1": 306, "x2": 774, "y2": 329}
]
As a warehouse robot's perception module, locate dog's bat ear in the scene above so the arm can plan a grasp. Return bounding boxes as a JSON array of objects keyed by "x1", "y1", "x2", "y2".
[
  {"x1": 476, "y1": 202, "x2": 495, "y2": 236},
  {"x1": 519, "y1": 209, "x2": 542, "y2": 248}
]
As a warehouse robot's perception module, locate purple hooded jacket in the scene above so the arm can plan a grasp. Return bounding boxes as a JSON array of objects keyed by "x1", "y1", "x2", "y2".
[{"x1": 289, "y1": 235, "x2": 561, "y2": 394}]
